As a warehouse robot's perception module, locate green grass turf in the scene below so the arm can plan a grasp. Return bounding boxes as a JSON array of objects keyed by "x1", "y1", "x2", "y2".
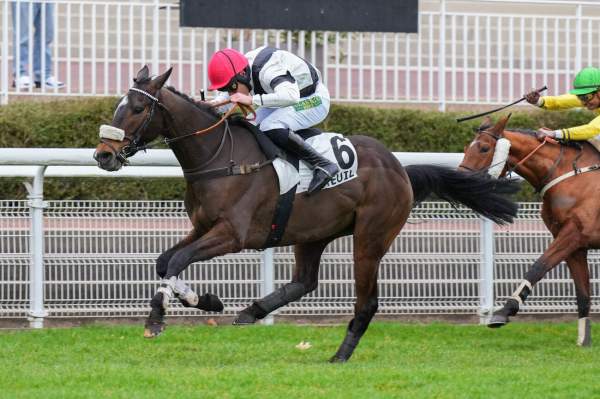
[{"x1": 0, "y1": 322, "x2": 598, "y2": 398}]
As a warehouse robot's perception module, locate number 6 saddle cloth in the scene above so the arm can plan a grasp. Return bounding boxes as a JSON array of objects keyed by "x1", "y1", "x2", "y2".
[{"x1": 273, "y1": 132, "x2": 359, "y2": 195}]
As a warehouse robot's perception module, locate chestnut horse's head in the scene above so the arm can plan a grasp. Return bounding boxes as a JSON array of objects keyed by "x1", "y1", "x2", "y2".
[
  {"x1": 459, "y1": 115, "x2": 512, "y2": 178},
  {"x1": 94, "y1": 65, "x2": 173, "y2": 171}
]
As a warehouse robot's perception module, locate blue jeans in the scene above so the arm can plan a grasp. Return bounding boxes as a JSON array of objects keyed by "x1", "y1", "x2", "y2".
[{"x1": 11, "y1": 1, "x2": 54, "y2": 80}]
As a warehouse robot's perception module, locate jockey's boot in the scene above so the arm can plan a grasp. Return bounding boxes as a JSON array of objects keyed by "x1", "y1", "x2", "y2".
[{"x1": 264, "y1": 128, "x2": 339, "y2": 195}]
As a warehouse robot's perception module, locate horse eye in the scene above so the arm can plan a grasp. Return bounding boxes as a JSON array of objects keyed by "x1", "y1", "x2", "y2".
[
  {"x1": 133, "y1": 105, "x2": 145, "y2": 114},
  {"x1": 480, "y1": 145, "x2": 490, "y2": 153}
]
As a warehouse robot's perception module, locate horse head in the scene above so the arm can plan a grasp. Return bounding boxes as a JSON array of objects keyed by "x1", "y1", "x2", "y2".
[
  {"x1": 94, "y1": 66, "x2": 173, "y2": 171},
  {"x1": 459, "y1": 114, "x2": 512, "y2": 178}
]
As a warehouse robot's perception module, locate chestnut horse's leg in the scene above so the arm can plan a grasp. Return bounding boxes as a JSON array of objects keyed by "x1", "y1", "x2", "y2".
[
  {"x1": 489, "y1": 220, "x2": 585, "y2": 328},
  {"x1": 144, "y1": 222, "x2": 240, "y2": 338},
  {"x1": 234, "y1": 238, "x2": 333, "y2": 325},
  {"x1": 565, "y1": 249, "x2": 592, "y2": 347}
]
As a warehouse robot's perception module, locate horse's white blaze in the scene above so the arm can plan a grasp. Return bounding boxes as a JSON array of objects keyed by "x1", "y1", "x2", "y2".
[{"x1": 114, "y1": 96, "x2": 128, "y2": 117}]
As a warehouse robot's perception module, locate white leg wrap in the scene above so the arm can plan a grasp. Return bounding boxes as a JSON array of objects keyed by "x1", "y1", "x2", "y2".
[
  {"x1": 173, "y1": 278, "x2": 199, "y2": 307},
  {"x1": 577, "y1": 317, "x2": 591, "y2": 346},
  {"x1": 156, "y1": 277, "x2": 177, "y2": 309},
  {"x1": 511, "y1": 280, "x2": 533, "y2": 305}
]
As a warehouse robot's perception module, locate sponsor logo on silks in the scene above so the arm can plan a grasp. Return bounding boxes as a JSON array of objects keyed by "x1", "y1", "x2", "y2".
[{"x1": 293, "y1": 96, "x2": 323, "y2": 112}]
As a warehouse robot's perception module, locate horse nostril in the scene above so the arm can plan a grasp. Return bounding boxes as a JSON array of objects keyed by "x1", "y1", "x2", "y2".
[{"x1": 95, "y1": 151, "x2": 113, "y2": 163}]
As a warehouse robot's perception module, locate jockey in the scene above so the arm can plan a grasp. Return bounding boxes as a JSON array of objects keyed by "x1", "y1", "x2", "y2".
[
  {"x1": 206, "y1": 47, "x2": 339, "y2": 195},
  {"x1": 525, "y1": 66, "x2": 600, "y2": 141}
]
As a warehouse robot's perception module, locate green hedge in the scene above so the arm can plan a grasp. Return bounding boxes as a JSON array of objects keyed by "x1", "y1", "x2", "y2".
[{"x1": 0, "y1": 98, "x2": 594, "y2": 200}]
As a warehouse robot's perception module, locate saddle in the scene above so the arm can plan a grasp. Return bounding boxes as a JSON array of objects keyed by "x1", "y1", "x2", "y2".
[{"x1": 230, "y1": 116, "x2": 322, "y2": 162}]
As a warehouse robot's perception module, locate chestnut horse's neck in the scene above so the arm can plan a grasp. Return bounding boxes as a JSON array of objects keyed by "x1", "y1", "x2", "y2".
[
  {"x1": 503, "y1": 130, "x2": 567, "y2": 190},
  {"x1": 159, "y1": 88, "x2": 261, "y2": 172}
]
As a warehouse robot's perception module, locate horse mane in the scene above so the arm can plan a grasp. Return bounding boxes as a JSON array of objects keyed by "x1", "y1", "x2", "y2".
[
  {"x1": 165, "y1": 86, "x2": 221, "y2": 119},
  {"x1": 506, "y1": 128, "x2": 538, "y2": 137}
]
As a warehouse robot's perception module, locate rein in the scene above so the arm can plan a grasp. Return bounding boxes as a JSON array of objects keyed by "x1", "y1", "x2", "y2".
[
  {"x1": 102, "y1": 86, "x2": 270, "y2": 182},
  {"x1": 480, "y1": 131, "x2": 600, "y2": 197}
]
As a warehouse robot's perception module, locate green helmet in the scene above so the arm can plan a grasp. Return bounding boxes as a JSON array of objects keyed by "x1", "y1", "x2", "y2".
[{"x1": 570, "y1": 67, "x2": 600, "y2": 95}]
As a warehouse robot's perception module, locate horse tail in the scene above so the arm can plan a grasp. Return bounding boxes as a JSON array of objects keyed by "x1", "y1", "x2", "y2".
[{"x1": 404, "y1": 164, "x2": 519, "y2": 225}]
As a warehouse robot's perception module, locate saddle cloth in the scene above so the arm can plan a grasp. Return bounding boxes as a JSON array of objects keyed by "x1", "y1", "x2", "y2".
[{"x1": 272, "y1": 132, "x2": 359, "y2": 194}]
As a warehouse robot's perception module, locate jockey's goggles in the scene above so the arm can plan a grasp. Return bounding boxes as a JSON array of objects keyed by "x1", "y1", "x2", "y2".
[{"x1": 577, "y1": 91, "x2": 597, "y2": 103}]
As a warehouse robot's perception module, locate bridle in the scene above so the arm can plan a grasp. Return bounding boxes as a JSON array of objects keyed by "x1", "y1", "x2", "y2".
[
  {"x1": 99, "y1": 87, "x2": 173, "y2": 164},
  {"x1": 463, "y1": 128, "x2": 563, "y2": 192},
  {"x1": 100, "y1": 86, "x2": 253, "y2": 165},
  {"x1": 99, "y1": 85, "x2": 269, "y2": 182}
]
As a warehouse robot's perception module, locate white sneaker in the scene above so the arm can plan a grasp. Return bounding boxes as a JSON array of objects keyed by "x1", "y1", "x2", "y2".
[
  {"x1": 40, "y1": 76, "x2": 65, "y2": 89},
  {"x1": 13, "y1": 75, "x2": 32, "y2": 89}
]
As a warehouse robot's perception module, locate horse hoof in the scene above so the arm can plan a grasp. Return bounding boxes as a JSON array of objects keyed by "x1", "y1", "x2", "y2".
[
  {"x1": 329, "y1": 355, "x2": 348, "y2": 363},
  {"x1": 487, "y1": 315, "x2": 509, "y2": 328},
  {"x1": 143, "y1": 322, "x2": 166, "y2": 338},
  {"x1": 198, "y1": 293, "x2": 224, "y2": 312},
  {"x1": 232, "y1": 309, "x2": 257, "y2": 325}
]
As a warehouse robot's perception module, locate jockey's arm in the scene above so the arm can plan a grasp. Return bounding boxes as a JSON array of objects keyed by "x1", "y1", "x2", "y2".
[
  {"x1": 538, "y1": 93, "x2": 583, "y2": 110},
  {"x1": 558, "y1": 114, "x2": 600, "y2": 141},
  {"x1": 251, "y1": 62, "x2": 301, "y2": 108},
  {"x1": 209, "y1": 92, "x2": 234, "y2": 113}
]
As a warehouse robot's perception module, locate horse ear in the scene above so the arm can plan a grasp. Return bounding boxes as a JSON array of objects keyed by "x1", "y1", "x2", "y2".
[
  {"x1": 492, "y1": 113, "x2": 511, "y2": 133},
  {"x1": 478, "y1": 116, "x2": 493, "y2": 131},
  {"x1": 135, "y1": 65, "x2": 150, "y2": 82},
  {"x1": 151, "y1": 67, "x2": 173, "y2": 90}
]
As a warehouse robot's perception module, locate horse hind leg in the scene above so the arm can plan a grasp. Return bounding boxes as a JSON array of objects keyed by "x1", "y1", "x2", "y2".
[
  {"x1": 233, "y1": 238, "x2": 332, "y2": 325},
  {"x1": 330, "y1": 208, "x2": 405, "y2": 362},
  {"x1": 566, "y1": 249, "x2": 592, "y2": 347}
]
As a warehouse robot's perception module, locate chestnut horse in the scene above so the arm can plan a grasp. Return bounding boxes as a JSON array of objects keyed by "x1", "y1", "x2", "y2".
[
  {"x1": 94, "y1": 66, "x2": 519, "y2": 362},
  {"x1": 459, "y1": 115, "x2": 597, "y2": 346}
]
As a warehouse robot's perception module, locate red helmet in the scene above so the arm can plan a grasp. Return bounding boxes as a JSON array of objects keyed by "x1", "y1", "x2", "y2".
[{"x1": 207, "y1": 49, "x2": 250, "y2": 91}]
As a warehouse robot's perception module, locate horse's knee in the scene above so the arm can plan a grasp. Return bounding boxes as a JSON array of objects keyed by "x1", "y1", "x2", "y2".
[{"x1": 156, "y1": 251, "x2": 171, "y2": 278}]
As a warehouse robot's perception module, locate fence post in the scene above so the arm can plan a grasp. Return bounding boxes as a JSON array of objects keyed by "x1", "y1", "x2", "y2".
[
  {"x1": 575, "y1": 3, "x2": 582, "y2": 74},
  {"x1": 479, "y1": 217, "x2": 494, "y2": 324},
  {"x1": 26, "y1": 166, "x2": 48, "y2": 328},
  {"x1": 260, "y1": 248, "x2": 275, "y2": 325},
  {"x1": 1, "y1": 0, "x2": 10, "y2": 105},
  {"x1": 438, "y1": 0, "x2": 446, "y2": 112},
  {"x1": 152, "y1": 0, "x2": 160, "y2": 73}
]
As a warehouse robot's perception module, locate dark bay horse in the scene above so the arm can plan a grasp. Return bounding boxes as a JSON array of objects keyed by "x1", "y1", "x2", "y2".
[
  {"x1": 459, "y1": 115, "x2": 598, "y2": 346},
  {"x1": 94, "y1": 66, "x2": 519, "y2": 362}
]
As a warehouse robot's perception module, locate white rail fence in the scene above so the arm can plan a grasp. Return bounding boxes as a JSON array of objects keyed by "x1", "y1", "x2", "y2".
[
  {"x1": 1, "y1": 149, "x2": 598, "y2": 328},
  {"x1": 2, "y1": 0, "x2": 600, "y2": 107}
]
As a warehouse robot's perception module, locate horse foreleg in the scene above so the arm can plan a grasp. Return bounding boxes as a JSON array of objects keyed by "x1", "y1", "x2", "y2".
[
  {"x1": 144, "y1": 223, "x2": 240, "y2": 338},
  {"x1": 566, "y1": 249, "x2": 592, "y2": 346},
  {"x1": 233, "y1": 238, "x2": 332, "y2": 325},
  {"x1": 153, "y1": 229, "x2": 221, "y2": 315},
  {"x1": 489, "y1": 220, "x2": 585, "y2": 328}
]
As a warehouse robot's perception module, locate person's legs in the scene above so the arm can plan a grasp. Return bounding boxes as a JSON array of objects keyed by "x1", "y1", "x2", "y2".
[
  {"x1": 11, "y1": 1, "x2": 31, "y2": 79},
  {"x1": 259, "y1": 84, "x2": 338, "y2": 194}
]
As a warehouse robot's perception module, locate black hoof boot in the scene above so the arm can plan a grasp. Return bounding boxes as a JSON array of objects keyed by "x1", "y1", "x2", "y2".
[
  {"x1": 488, "y1": 313, "x2": 509, "y2": 328},
  {"x1": 233, "y1": 303, "x2": 265, "y2": 325},
  {"x1": 144, "y1": 293, "x2": 166, "y2": 338},
  {"x1": 198, "y1": 293, "x2": 224, "y2": 312},
  {"x1": 179, "y1": 293, "x2": 224, "y2": 312},
  {"x1": 487, "y1": 299, "x2": 519, "y2": 329},
  {"x1": 307, "y1": 165, "x2": 339, "y2": 195}
]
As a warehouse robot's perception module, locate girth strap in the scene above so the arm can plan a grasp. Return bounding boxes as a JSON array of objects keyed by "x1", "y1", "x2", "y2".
[
  {"x1": 183, "y1": 160, "x2": 273, "y2": 183},
  {"x1": 539, "y1": 164, "x2": 600, "y2": 197}
]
